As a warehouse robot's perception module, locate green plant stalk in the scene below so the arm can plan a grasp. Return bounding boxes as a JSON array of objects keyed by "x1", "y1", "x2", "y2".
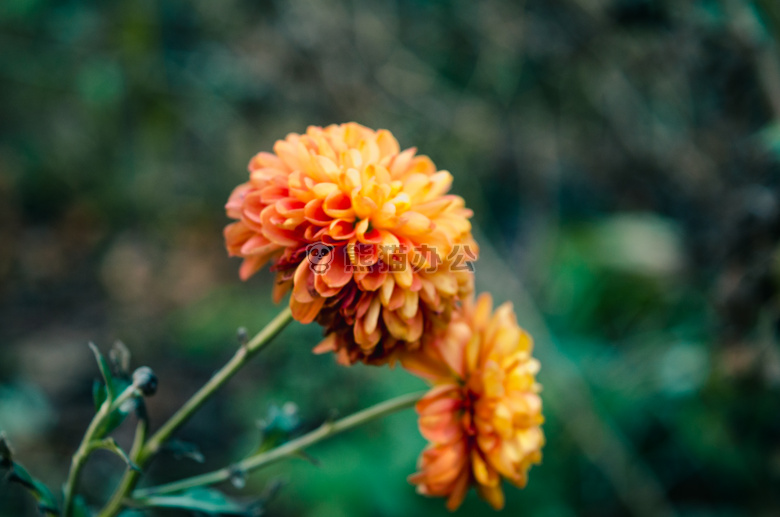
[
  {"x1": 63, "y1": 384, "x2": 141, "y2": 517},
  {"x1": 142, "y1": 307, "x2": 293, "y2": 460},
  {"x1": 128, "y1": 414, "x2": 149, "y2": 467},
  {"x1": 98, "y1": 307, "x2": 293, "y2": 517},
  {"x1": 132, "y1": 390, "x2": 424, "y2": 499}
]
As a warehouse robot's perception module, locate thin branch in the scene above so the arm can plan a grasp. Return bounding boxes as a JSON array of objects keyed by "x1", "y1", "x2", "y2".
[
  {"x1": 97, "y1": 307, "x2": 293, "y2": 517},
  {"x1": 62, "y1": 384, "x2": 140, "y2": 517},
  {"x1": 132, "y1": 391, "x2": 423, "y2": 499}
]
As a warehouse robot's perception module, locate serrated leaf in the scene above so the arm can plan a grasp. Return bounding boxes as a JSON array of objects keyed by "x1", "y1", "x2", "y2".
[{"x1": 135, "y1": 488, "x2": 258, "y2": 515}]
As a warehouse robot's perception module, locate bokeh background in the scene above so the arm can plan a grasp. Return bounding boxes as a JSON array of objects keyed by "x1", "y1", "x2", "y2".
[{"x1": 2, "y1": 0, "x2": 780, "y2": 515}]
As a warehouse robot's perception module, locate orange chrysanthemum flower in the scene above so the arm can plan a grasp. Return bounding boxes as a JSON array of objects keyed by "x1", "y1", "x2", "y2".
[
  {"x1": 402, "y1": 293, "x2": 544, "y2": 511},
  {"x1": 224, "y1": 123, "x2": 477, "y2": 364}
]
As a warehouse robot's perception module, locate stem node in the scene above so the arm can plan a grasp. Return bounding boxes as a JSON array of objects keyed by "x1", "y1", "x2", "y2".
[{"x1": 97, "y1": 308, "x2": 294, "y2": 517}]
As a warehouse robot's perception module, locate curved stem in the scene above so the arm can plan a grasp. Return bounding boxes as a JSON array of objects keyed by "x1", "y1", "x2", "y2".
[
  {"x1": 129, "y1": 413, "x2": 149, "y2": 466},
  {"x1": 142, "y1": 307, "x2": 293, "y2": 461},
  {"x1": 63, "y1": 385, "x2": 139, "y2": 517},
  {"x1": 98, "y1": 307, "x2": 293, "y2": 517},
  {"x1": 132, "y1": 391, "x2": 423, "y2": 499}
]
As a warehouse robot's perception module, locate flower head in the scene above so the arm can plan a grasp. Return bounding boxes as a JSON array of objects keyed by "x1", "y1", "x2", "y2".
[
  {"x1": 402, "y1": 293, "x2": 544, "y2": 511},
  {"x1": 224, "y1": 123, "x2": 477, "y2": 364}
]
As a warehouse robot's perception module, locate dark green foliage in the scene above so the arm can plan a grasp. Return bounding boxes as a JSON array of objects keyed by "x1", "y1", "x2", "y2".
[
  {"x1": 254, "y1": 403, "x2": 300, "y2": 455},
  {"x1": 134, "y1": 488, "x2": 261, "y2": 516},
  {"x1": 2, "y1": 0, "x2": 780, "y2": 515},
  {"x1": 0, "y1": 436, "x2": 59, "y2": 516},
  {"x1": 88, "y1": 343, "x2": 135, "y2": 437}
]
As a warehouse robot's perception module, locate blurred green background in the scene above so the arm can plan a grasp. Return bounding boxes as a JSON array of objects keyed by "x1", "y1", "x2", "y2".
[{"x1": 2, "y1": 0, "x2": 780, "y2": 515}]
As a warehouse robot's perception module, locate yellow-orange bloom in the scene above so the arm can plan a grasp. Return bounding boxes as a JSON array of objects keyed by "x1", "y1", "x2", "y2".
[
  {"x1": 224, "y1": 123, "x2": 477, "y2": 364},
  {"x1": 402, "y1": 293, "x2": 544, "y2": 511}
]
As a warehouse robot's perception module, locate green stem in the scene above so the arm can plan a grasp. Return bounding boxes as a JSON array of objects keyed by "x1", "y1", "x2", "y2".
[
  {"x1": 63, "y1": 385, "x2": 140, "y2": 517},
  {"x1": 132, "y1": 391, "x2": 423, "y2": 499},
  {"x1": 128, "y1": 413, "x2": 149, "y2": 463},
  {"x1": 143, "y1": 307, "x2": 293, "y2": 460},
  {"x1": 98, "y1": 307, "x2": 293, "y2": 517}
]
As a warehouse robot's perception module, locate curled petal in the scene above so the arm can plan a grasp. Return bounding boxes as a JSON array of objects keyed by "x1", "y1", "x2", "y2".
[
  {"x1": 406, "y1": 292, "x2": 543, "y2": 510},
  {"x1": 223, "y1": 123, "x2": 477, "y2": 366},
  {"x1": 322, "y1": 247, "x2": 352, "y2": 288},
  {"x1": 290, "y1": 296, "x2": 325, "y2": 324}
]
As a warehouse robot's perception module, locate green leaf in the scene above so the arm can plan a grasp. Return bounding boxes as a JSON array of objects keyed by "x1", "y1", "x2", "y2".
[
  {"x1": 254, "y1": 403, "x2": 299, "y2": 454},
  {"x1": 163, "y1": 440, "x2": 205, "y2": 463},
  {"x1": 8, "y1": 462, "x2": 60, "y2": 515},
  {"x1": 758, "y1": 121, "x2": 780, "y2": 159},
  {"x1": 88, "y1": 343, "x2": 136, "y2": 436},
  {"x1": 92, "y1": 380, "x2": 107, "y2": 412},
  {"x1": 135, "y1": 488, "x2": 259, "y2": 515},
  {"x1": 92, "y1": 438, "x2": 140, "y2": 471},
  {"x1": 71, "y1": 496, "x2": 92, "y2": 517},
  {"x1": 89, "y1": 342, "x2": 116, "y2": 401},
  {"x1": 98, "y1": 396, "x2": 134, "y2": 437},
  {"x1": 0, "y1": 434, "x2": 12, "y2": 468},
  {"x1": 0, "y1": 436, "x2": 60, "y2": 516}
]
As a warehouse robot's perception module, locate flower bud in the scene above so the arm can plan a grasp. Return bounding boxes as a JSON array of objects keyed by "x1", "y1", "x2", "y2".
[{"x1": 132, "y1": 366, "x2": 158, "y2": 396}]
